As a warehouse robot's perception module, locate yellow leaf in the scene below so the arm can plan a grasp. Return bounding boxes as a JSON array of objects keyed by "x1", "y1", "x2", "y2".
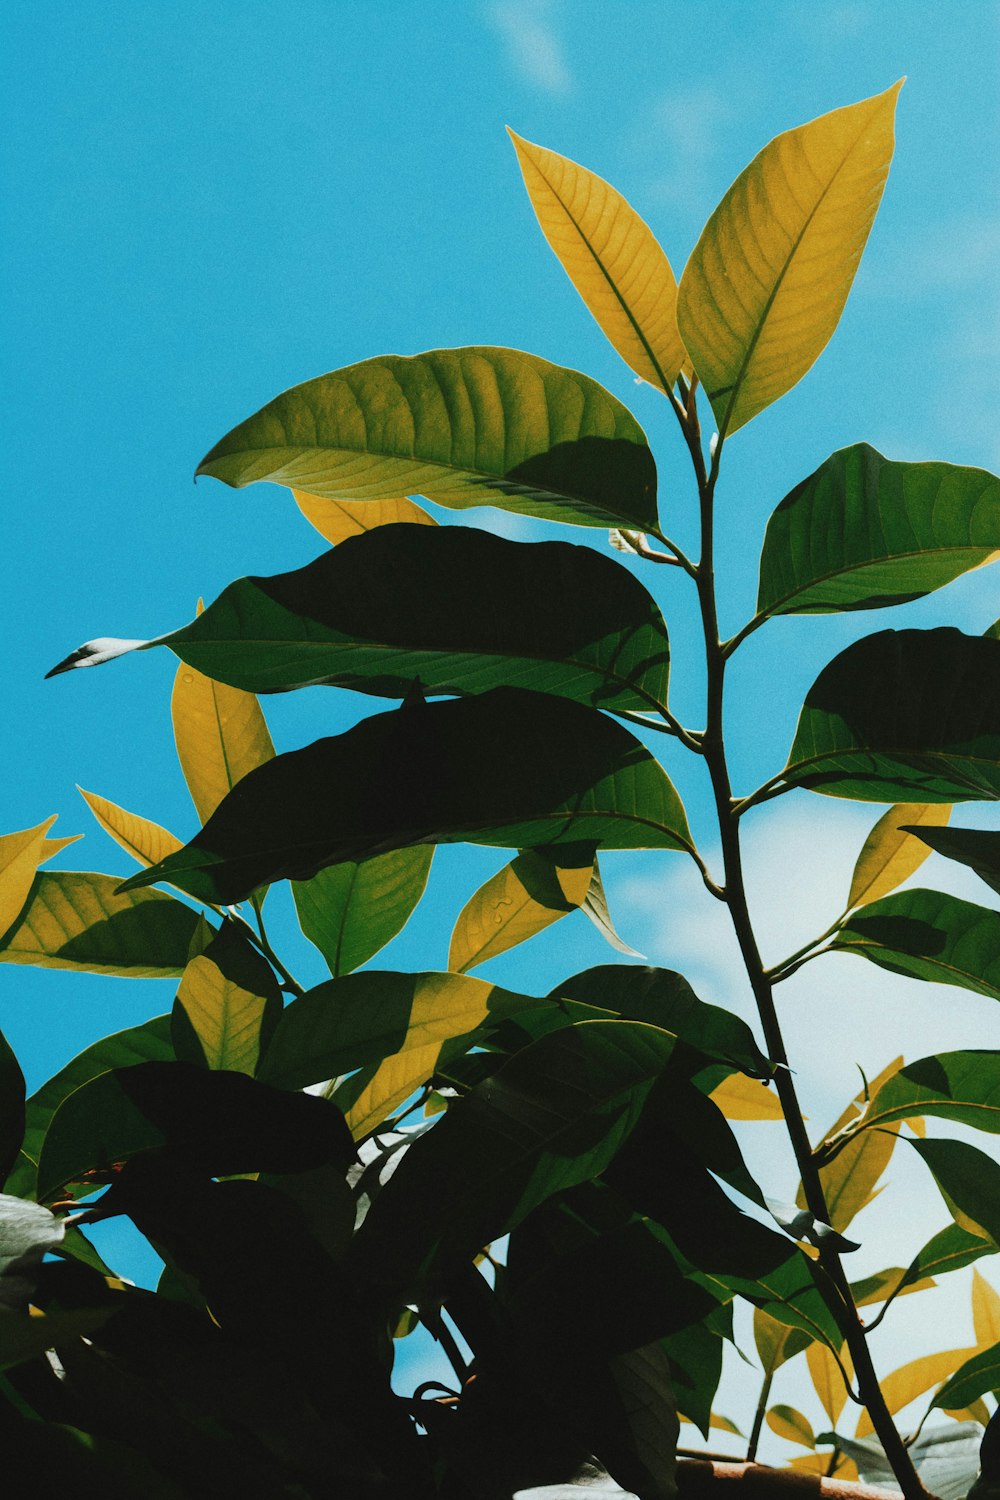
[
  {"x1": 448, "y1": 850, "x2": 593, "y2": 973},
  {"x1": 171, "y1": 603, "x2": 275, "y2": 824},
  {"x1": 943, "y1": 1398, "x2": 991, "y2": 1426},
  {"x1": 711, "y1": 1072, "x2": 784, "y2": 1121},
  {"x1": 709, "y1": 1413, "x2": 743, "y2": 1437},
  {"x1": 766, "y1": 1404, "x2": 815, "y2": 1448},
  {"x1": 972, "y1": 1268, "x2": 1000, "y2": 1347},
  {"x1": 789, "y1": 1454, "x2": 858, "y2": 1481},
  {"x1": 78, "y1": 787, "x2": 183, "y2": 869},
  {"x1": 855, "y1": 1347, "x2": 976, "y2": 1436},
  {"x1": 807, "y1": 1340, "x2": 852, "y2": 1427},
  {"x1": 293, "y1": 491, "x2": 437, "y2": 545},
  {"x1": 848, "y1": 804, "x2": 951, "y2": 910},
  {"x1": 0, "y1": 818, "x2": 78, "y2": 938},
  {"x1": 753, "y1": 1307, "x2": 807, "y2": 1375},
  {"x1": 508, "y1": 130, "x2": 687, "y2": 392},
  {"x1": 801, "y1": 1057, "x2": 903, "y2": 1232},
  {"x1": 678, "y1": 82, "x2": 902, "y2": 438},
  {"x1": 174, "y1": 931, "x2": 278, "y2": 1076}
]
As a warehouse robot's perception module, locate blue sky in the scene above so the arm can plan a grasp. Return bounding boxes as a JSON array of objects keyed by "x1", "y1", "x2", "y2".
[{"x1": 4, "y1": 0, "x2": 1000, "y2": 1458}]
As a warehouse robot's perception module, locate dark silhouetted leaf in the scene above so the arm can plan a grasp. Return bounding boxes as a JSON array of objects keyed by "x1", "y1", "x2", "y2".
[
  {"x1": 905, "y1": 823, "x2": 1000, "y2": 901},
  {"x1": 0, "y1": 1027, "x2": 25, "y2": 1187},
  {"x1": 934, "y1": 1345, "x2": 1000, "y2": 1413},
  {"x1": 832, "y1": 891, "x2": 1000, "y2": 1001},
  {"x1": 909, "y1": 1137, "x2": 1000, "y2": 1247}
]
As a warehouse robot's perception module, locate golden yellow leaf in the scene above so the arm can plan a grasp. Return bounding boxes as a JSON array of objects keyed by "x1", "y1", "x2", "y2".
[
  {"x1": 801, "y1": 1057, "x2": 903, "y2": 1232},
  {"x1": 972, "y1": 1267, "x2": 1000, "y2": 1347},
  {"x1": 171, "y1": 602, "x2": 275, "y2": 824},
  {"x1": 175, "y1": 949, "x2": 274, "y2": 1075},
  {"x1": 711, "y1": 1072, "x2": 784, "y2": 1121},
  {"x1": 766, "y1": 1405, "x2": 815, "y2": 1448},
  {"x1": 78, "y1": 787, "x2": 183, "y2": 869},
  {"x1": 709, "y1": 1413, "x2": 743, "y2": 1437},
  {"x1": 848, "y1": 804, "x2": 951, "y2": 910},
  {"x1": 943, "y1": 1398, "x2": 991, "y2": 1426},
  {"x1": 807, "y1": 1340, "x2": 852, "y2": 1427},
  {"x1": 448, "y1": 850, "x2": 593, "y2": 973},
  {"x1": 0, "y1": 818, "x2": 79, "y2": 938},
  {"x1": 509, "y1": 130, "x2": 687, "y2": 392},
  {"x1": 678, "y1": 82, "x2": 902, "y2": 438},
  {"x1": 753, "y1": 1307, "x2": 807, "y2": 1375},
  {"x1": 855, "y1": 1347, "x2": 976, "y2": 1436},
  {"x1": 293, "y1": 491, "x2": 436, "y2": 545},
  {"x1": 789, "y1": 1454, "x2": 858, "y2": 1482}
]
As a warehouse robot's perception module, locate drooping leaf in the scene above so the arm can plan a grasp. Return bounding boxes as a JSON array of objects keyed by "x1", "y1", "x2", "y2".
[
  {"x1": 973, "y1": 1269, "x2": 1000, "y2": 1348},
  {"x1": 849, "y1": 1051, "x2": 1000, "y2": 1137},
  {"x1": 119, "y1": 690, "x2": 694, "y2": 905},
  {"x1": 903, "y1": 824, "x2": 1000, "y2": 902},
  {"x1": 77, "y1": 787, "x2": 183, "y2": 870},
  {"x1": 848, "y1": 804, "x2": 951, "y2": 910},
  {"x1": 292, "y1": 846, "x2": 433, "y2": 977},
  {"x1": 580, "y1": 856, "x2": 645, "y2": 957},
  {"x1": 933, "y1": 1345, "x2": 1000, "y2": 1413},
  {"x1": 899, "y1": 1223, "x2": 997, "y2": 1293},
  {"x1": 36, "y1": 1062, "x2": 355, "y2": 1201},
  {"x1": 756, "y1": 445, "x2": 1000, "y2": 618},
  {"x1": 508, "y1": 130, "x2": 687, "y2": 391},
  {"x1": 449, "y1": 848, "x2": 594, "y2": 973},
  {"x1": 677, "y1": 84, "x2": 900, "y2": 438},
  {"x1": 0, "y1": 817, "x2": 79, "y2": 938},
  {"x1": 195, "y1": 346, "x2": 659, "y2": 532},
  {"x1": 799, "y1": 1057, "x2": 903, "y2": 1231},
  {"x1": 766, "y1": 1405, "x2": 815, "y2": 1448},
  {"x1": 293, "y1": 489, "x2": 436, "y2": 544},
  {"x1": 173, "y1": 920, "x2": 282, "y2": 1075},
  {"x1": 0, "y1": 872, "x2": 201, "y2": 976},
  {"x1": 0, "y1": 1028, "x2": 25, "y2": 1188},
  {"x1": 808, "y1": 1340, "x2": 851, "y2": 1427},
  {"x1": 666, "y1": 1322, "x2": 725, "y2": 1438},
  {"x1": 910, "y1": 1137, "x2": 1000, "y2": 1246},
  {"x1": 855, "y1": 1347, "x2": 977, "y2": 1436},
  {"x1": 777, "y1": 629, "x2": 1000, "y2": 804},
  {"x1": 709, "y1": 1073, "x2": 784, "y2": 1120},
  {"x1": 833, "y1": 895, "x2": 1000, "y2": 1002}
]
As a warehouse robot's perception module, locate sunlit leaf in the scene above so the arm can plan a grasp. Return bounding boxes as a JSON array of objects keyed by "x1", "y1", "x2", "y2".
[
  {"x1": 173, "y1": 920, "x2": 281, "y2": 1075},
  {"x1": 789, "y1": 1453, "x2": 858, "y2": 1481},
  {"x1": 449, "y1": 848, "x2": 594, "y2": 972},
  {"x1": 0, "y1": 817, "x2": 79, "y2": 939},
  {"x1": 509, "y1": 130, "x2": 687, "y2": 391},
  {"x1": 777, "y1": 629, "x2": 1000, "y2": 804},
  {"x1": 808, "y1": 1339, "x2": 852, "y2": 1426},
  {"x1": 710, "y1": 1073, "x2": 783, "y2": 1120},
  {"x1": 933, "y1": 1344, "x2": 1000, "y2": 1412},
  {"x1": 78, "y1": 787, "x2": 183, "y2": 869},
  {"x1": 848, "y1": 804, "x2": 951, "y2": 910},
  {"x1": 903, "y1": 824, "x2": 1000, "y2": 902},
  {"x1": 580, "y1": 856, "x2": 645, "y2": 957},
  {"x1": 119, "y1": 690, "x2": 694, "y2": 906},
  {"x1": 753, "y1": 1306, "x2": 812, "y2": 1376},
  {"x1": 850, "y1": 1051, "x2": 1000, "y2": 1136},
  {"x1": 766, "y1": 1404, "x2": 815, "y2": 1448},
  {"x1": 973, "y1": 1269, "x2": 1000, "y2": 1348},
  {"x1": 195, "y1": 346, "x2": 659, "y2": 532},
  {"x1": 834, "y1": 895, "x2": 1000, "y2": 1002},
  {"x1": 910, "y1": 1137, "x2": 1000, "y2": 1246},
  {"x1": 855, "y1": 1348, "x2": 977, "y2": 1436},
  {"x1": 0, "y1": 872, "x2": 200, "y2": 976},
  {"x1": 293, "y1": 490, "x2": 436, "y2": 544},
  {"x1": 757, "y1": 445, "x2": 1000, "y2": 618},
  {"x1": 678, "y1": 85, "x2": 900, "y2": 438},
  {"x1": 800, "y1": 1057, "x2": 903, "y2": 1231},
  {"x1": 899, "y1": 1223, "x2": 997, "y2": 1295},
  {"x1": 292, "y1": 846, "x2": 433, "y2": 977},
  {"x1": 851, "y1": 1265, "x2": 935, "y2": 1307}
]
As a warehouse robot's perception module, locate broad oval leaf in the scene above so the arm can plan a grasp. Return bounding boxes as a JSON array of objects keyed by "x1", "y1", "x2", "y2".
[
  {"x1": 292, "y1": 845, "x2": 433, "y2": 978},
  {"x1": 119, "y1": 690, "x2": 693, "y2": 906},
  {"x1": 195, "y1": 346, "x2": 659, "y2": 532},
  {"x1": 910, "y1": 1137, "x2": 1000, "y2": 1247},
  {"x1": 0, "y1": 817, "x2": 78, "y2": 938},
  {"x1": 509, "y1": 130, "x2": 687, "y2": 391},
  {"x1": 848, "y1": 803, "x2": 951, "y2": 910},
  {"x1": 78, "y1": 787, "x2": 183, "y2": 870},
  {"x1": 756, "y1": 445, "x2": 1000, "y2": 618},
  {"x1": 677, "y1": 84, "x2": 900, "y2": 438},
  {"x1": 173, "y1": 921, "x2": 281, "y2": 1075},
  {"x1": 293, "y1": 490, "x2": 436, "y2": 544},
  {"x1": 777, "y1": 629, "x2": 1000, "y2": 804},
  {"x1": 0, "y1": 872, "x2": 200, "y2": 977},
  {"x1": 449, "y1": 848, "x2": 594, "y2": 973},
  {"x1": 855, "y1": 1348, "x2": 977, "y2": 1437},
  {"x1": 833, "y1": 892, "x2": 1000, "y2": 1004},
  {"x1": 766, "y1": 1405, "x2": 815, "y2": 1448},
  {"x1": 903, "y1": 824, "x2": 1000, "y2": 901}
]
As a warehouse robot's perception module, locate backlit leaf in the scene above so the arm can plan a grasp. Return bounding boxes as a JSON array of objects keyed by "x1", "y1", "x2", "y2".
[
  {"x1": 677, "y1": 85, "x2": 900, "y2": 438},
  {"x1": 766, "y1": 1404, "x2": 815, "y2": 1448},
  {"x1": 808, "y1": 1340, "x2": 851, "y2": 1426},
  {"x1": 292, "y1": 846, "x2": 433, "y2": 977},
  {"x1": 851, "y1": 1266, "x2": 935, "y2": 1307},
  {"x1": 293, "y1": 490, "x2": 436, "y2": 544},
  {"x1": 449, "y1": 849, "x2": 594, "y2": 972},
  {"x1": 833, "y1": 895, "x2": 1000, "y2": 1003},
  {"x1": 78, "y1": 787, "x2": 183, "y2": 869},
  {"x1": 0, "y1": 818, "x2": 79, "y2": 939},
  {"x1": 800, "y1": 1057, "x2": 903, "y2": 1231},
  {"x1": 0, "y1": 872, "x2": 200, "y2": 976},
  {"x1": 710, "y1": 1073, "x2": 783, "y2": 1120},
  {"x1": 119, "y1": 690, "x2": 693, "y2": 906},
  {"x1": 753, "y1": 1305, "x2": 811, "y2": 1377},
  {"x1": 856, "y1": 1348, "x2": 976, "y2": 1437},
  {"x1": 173, "y1": 920, "x2": 281, "y2": 1075},
  {"x1": 910, "y1": 1137, "x2": 1000, "y2": 1245},
  {"x1": 580, "y1": 857, "x2": 645, "y2": 957},
  {"x1": 195, "y1": 346, "x2": 659, "y2": 532},
  {"x1": 778, "y1": 629, "x2": 1000, "y2": 804},
  {"x1": 932, "y1": 1344, "x2": 1000, "y2": 1412},
  {"x1": 848, "y1": 804, "x2": 951, "y2": 910},
  {"x1": 757, "y1": 445, "x2": 1000, "y2": 618},
  {"x1": 903, "y1": 824, "x2": 1000, "y2": 902},
  {"x1": 973, "y1": 1269, "x2": 1000, "y2": 1348},
  {"x1": 509, "y1": 130, "x2": 686, "y2": 391},
  {"x1": 899, "y1": 1224, "x2": 997, "y2": 1294},
  {"x1": 851, "y1": 1051, "x2": 1000, "y2": 1137}
]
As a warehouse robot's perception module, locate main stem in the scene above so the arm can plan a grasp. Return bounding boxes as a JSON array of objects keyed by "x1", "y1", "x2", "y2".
[{"x1": 690, "y1": 454, "x2": 929, "y2": 1500}]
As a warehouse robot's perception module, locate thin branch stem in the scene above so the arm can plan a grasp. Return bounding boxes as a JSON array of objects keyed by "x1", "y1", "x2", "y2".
[
  {"x1": 610, "y1": 707, "x2": 703, "y2": 753},
  {"x1": 723, "y1": 613, "x2": 768, "y2": 660},
  {"x1": 232, "y1": 907, "x2": 306, "y2": 999},
  {"x1": 746, "y1": 1369, "x2": 773, "y2": 1462},
  {"x1": 732, "y1": 777, "x2": 792, "y2": 817},
  {"x1": 766, "y1": 914, "x2": 848, "y2": 982},
  {"x1": 419, "y1": 1307, "x2": 468, "y2": 1386}
]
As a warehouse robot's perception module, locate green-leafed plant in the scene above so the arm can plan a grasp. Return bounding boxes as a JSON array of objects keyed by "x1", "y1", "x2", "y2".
[{"x1": 3, "y1": 85, "x2": 1000, "y2": 1499}]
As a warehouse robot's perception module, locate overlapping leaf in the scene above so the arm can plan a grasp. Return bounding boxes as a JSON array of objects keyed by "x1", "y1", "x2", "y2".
[
  {"x1": 293, "y1": 490, "x2": 436, "y2": 544},
  {"x1": 776, "y1": 629, "x2": 1000, "y2": 803},
  {"x1": 847, "y1": 1051, "x2": 1000, "y2": 1140},
  {"x1": 800, "y1": 1057, "x2": 903, "y2": 1231},
  {"x1": 292, "y1": 845, "x2": 433, "y2": 977},
  {"x1": 855, "y1": 1348, "x2": 977, "y2": 1436},
  {"x1": 757, "y1": 445, "x2": 1000, "y2": 618},
  {"x1": 833, "y1": 893, "x2": 1000, "y2": 1003},
  {"x1": 118, "y1": 690, "x2": 693, "y2": 905},
  {"x1": 904, "y1": 824, "x2": 1000, "y2": 901},
  {"x1": 933, "y1": 1344, "x2": 1000, "y2": 1412},
  {"x1": 0, "y1": 817, "x2": 79, "y2": 937},
  {"x1": 898, "y1": 1223, "x2": 997, "y2": 1294},
  {"x1": 910, "y1": 1137, "x2": 1000, "y2": 1246},
  {"x1": 677, "y1": 84, "x2": 900, "y2": 437},
  {"x1": 848, "y1": 803, "x2": 951, "y2": 910},
  {"x1": 509, "y1": 130, "x2": 687, "y2": 391},
  {"x1": 449, "y1": 848, "x2": 594, "y2": 972},
  {"x1": 195, "y1": 346, "x2": 659, "y2": 532},
  {"x1": 173, "y1": 921, "x2": 282, "y2": 1075}
]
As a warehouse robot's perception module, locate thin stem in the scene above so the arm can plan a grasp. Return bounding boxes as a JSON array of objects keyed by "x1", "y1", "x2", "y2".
[
  {"x1": 769, "y1": 944, "x2": 836, "y2": 985},
  {"x1": 420, "y1": 1307, "x2": 468, "y2": 1385},
  {"x1": 611, "y1": 707, "x2": 703, "y2": 753},
  {"x1": 723, "y1": 612, "x2": 768, "y2": 660},
  {"x1": 766, "y1": 914, "x2": 848, "y2": 982},
  {"x1": 645, "y1": 528, "x2": 699, "y2": 580},
  {"x1": 232, "y1": 908, "x2": 306, "y2": 999},
  {"x1": 732, "y1": 776, "x2": 791, "y2": 816},
  {"x1": 746, "y1": 1369, "x2": 773, "y2": 1462}
]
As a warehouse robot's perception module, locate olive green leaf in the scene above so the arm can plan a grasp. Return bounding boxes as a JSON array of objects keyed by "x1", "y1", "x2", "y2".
[
  {"x1": 766, "y1": 1405, "x2": 816, "y2": 1448},
  {"x1": 292, "y1": 846, "x2": 433, "y2": 978},
  {"x1": 798, "y1": 1056, "x2": 903, "y2": 1231},
  {"x1": 932, "y1": 1343, "x2": 1000, "y2": 1412},
  {"x1": 449, "y1": 848, "x2": 594, "y2": 973},
  {"x1": 173, "y1": 920, "x2": 282, "y2": 1075},
  {"x1": 902, "y1": 824, "x2": 1000, "y2": 901},
  {"x1": 195, "y1": 346, "x2": 658, "y2": 532},
  {"x1": 0, "y1": 1029, "x2": 25, "y2": 1188},
  {"x1": 909, "y1": 1137, "x2": 1000, "y2": 1246},
  {"x1": 754, "y1": 1307, "x2": 812, "y2": 1376},
  {"x1": 293, "y1": 490, "x2": 436, "y2": 544},
  {"x1": 847, "y1": 1051, "x2": 1000, "y2": 1140},
  {"x1": 848, "y1": 804, "x2": 951, "y2": 910},
  {"x1": 833, "y1": 893, "x2": 1000, "y2": 1003},
  {"x1": 898, "y1": 1223, "x2": 997, "y2": 1295}
]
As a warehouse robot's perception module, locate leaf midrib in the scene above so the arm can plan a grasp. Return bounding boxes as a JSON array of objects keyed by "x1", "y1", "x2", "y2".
[{"x1": 758, "y1": 541, "x2": 996, "y2": 619}]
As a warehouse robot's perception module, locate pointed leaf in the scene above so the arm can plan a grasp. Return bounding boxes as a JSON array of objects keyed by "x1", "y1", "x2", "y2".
[
  {"x1": 710, "y1": 1073, "x2": 784, "y2": 1120},
  {"x1": 292, "y1": 845, "x2": 433, "y2": 977},
  {"x1": 509, "y1": 130, "x2": 686, "y2": 391},
  {"x1": 833, "y1": 894, "x2": 1000, "y2": 1002},
  {"x1": 0, "y1": 1029, "x2": 25, "y2": 1188},
  {"x1": 856, "y1": 1348, "x2": 977, "y2": 1436},
  {"x1": 0, "y1": 872, "x2": 200, "y2": 976},
  {"x1": 173, "y1": 921, "x2": 281, "y2": 1075},
  {"x1": 0, "y1": 818, "x2": 77, "y2": 938},
  {"x1": 900, "y1": 1223, "x2": 997, "y2": 1294},
  {"x1": 850, "y1": 1266, "x2": 935, "y2": 1307},
  {"x1": 195, "y1": 346, "x2": 659, "y2": 532},
  {"x1": 78, "y1": 787, "x2": 183, "y2": 869},
  {"x1": 766, "y1": 1405, "x2": 815, "y2": 1448},
  {"x1": 778, "y1": 629, "x2": 1000, "y2": 804},
  {"x1": 800, "y1": 1057, "x2": 903, "y2": 1231},
  {"x1": 678, "y1": 84, "x2": 900, "y2": 438},
  {"x1": 293, "y1": 490, "x2": 436, "y2": 544},
  {"x1": 119, "y1": 690, "x2": 693, "y2": 905},
  {"x1": 903, "y1": 824, "x2": 1000, "y2": 901},
  {"x1": 666, "y1": 1322, "x2": 725, "y2": 1437},
  {"x1": 580, "y1": 856, "x2": 645, "y2": 957},
  {"x1": 849, "y1": 804, "x2": 951, "y2": 910},
  {"x1": 851, "y1": 1050, "x2": 1000, "y2": 1137},
  {"x1": 910, "y1": 1137, "x2": 1000, "y2": 1246},
  {"x1": 808, "y1": 1340, "x2": 851, "y2": 1427},
  {"x1": 449, "y1": 849, "x2": 594, "y2": 973},
  {"x1": 933, "y1": 1344, "x2": 1000, "y2": 1412},
  {"x1": 757, "y1": 445, "x2": 1000, "y2": 618},
  {"x1": 973, "y1": 1269, "x2": 1000, "y2": 1349}
]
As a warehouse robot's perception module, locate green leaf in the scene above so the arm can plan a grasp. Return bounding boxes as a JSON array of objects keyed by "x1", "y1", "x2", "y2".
[
  {"x1": 173, "y1": 920, "x2": 282, "y2": 1075},
  {"x1": 677, "y1": 84, "x2": 900, "y2": 439},
  {"x1": 195, "y1": 346, "x2": 658, "y2": 532},
  {"x1": 449, "y1": 848, "x2": 594, "y2": 973},
  {"x1": 778, "y1": 629, "x2": 1000, "y2": 804},
  {"x1": 0, "y1": 872, "x2": 201, "y2": 976},
  {"x1": 849, "y1": 1050, "x2": 1000, "y2": 1137},
  {"x1": 848, "y1": 803, "x2": 951, "y2": 910},
  {"x1": 899, "y1": 1223, "x2": 997, "y2": 1292},
  {"x1": 36, "y1": 1062, "x2": 356, "y2": 1202},
  {"x1": 0, "y1": 1028, "x2": 25, "y2": 1188},
  {"x1": 909, "y1": 1137, "x2": 1000, "y2": 1247},
  {"x1": 756, "y1": 445, "x2": 1000, "y2": 618},
  {"x1": 665, "y1": 1321, "x2": 725, "y2": 1437},
  {"x1": 119, "y1": 690, "x2": 693, "y2": 905},
  {"x1": 903, "y1": 824, "x2": 1000, "y2": 901},
  {"x1": 292, "y1": 846, "x2": 433, "y2": 978},
  {"x1": 832, "y1": 892, "x2": 1000, "y2": 1002},
  {"x1": 754, "y1": 1307, "x2": 812, "y2": 1376},
  {"x1": 934, "y1": 1344, "x2": 1000, "y2": 1412}
]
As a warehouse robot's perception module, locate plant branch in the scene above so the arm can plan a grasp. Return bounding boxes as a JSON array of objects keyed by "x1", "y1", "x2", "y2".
[
  {"x1": 232, "y1": 907, "x2": 306, "y2": 999},
  {"x1": 746, "y1": 1369, "x2": 773, "y2": 1462},
  {"x1": 766, "y1": 915, "x2": 847, "y2": 983},
  {"x1": 611, "y1": 707, "x2": 703, "y2": 753}
]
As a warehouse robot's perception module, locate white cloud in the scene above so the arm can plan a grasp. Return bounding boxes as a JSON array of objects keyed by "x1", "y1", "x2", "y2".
[{"x1": 486, "y1": 0, "x2": 572, "y2": 96}]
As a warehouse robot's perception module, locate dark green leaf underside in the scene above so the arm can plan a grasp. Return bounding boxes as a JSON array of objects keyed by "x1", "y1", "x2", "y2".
[{"x1": 833, "y1": 889, "x2": 1000, "y2": 1002}]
